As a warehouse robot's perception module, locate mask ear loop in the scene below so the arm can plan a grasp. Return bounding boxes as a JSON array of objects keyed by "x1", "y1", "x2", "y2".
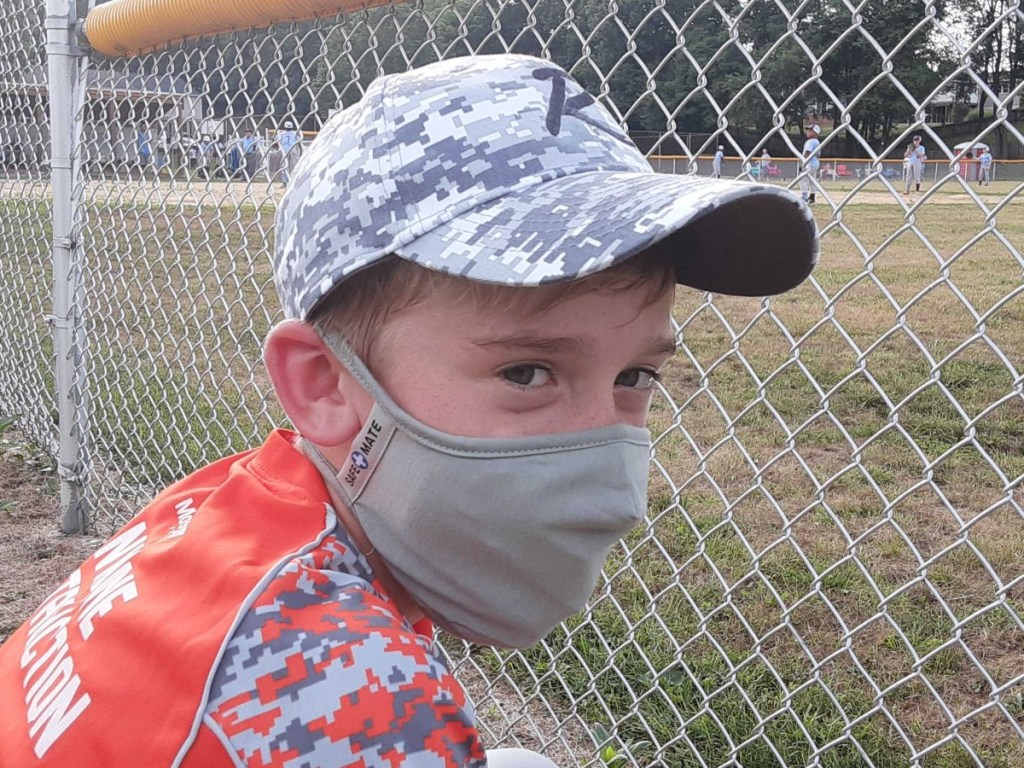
[{"x1": 297, "y1": 437, "x2": 377, "y2": 558}]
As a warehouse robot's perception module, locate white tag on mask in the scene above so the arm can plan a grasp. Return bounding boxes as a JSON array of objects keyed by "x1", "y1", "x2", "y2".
[{"x1": 334, "y1": 406, "x2": 397, "y2": 502}]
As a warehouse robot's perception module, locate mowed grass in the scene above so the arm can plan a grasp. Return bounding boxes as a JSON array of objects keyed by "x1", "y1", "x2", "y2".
[
  {"x1": 77, "y1": 189, "x2": 285, "y2": 514},
  {"x1": 0, "y1": 196, "x2": 58, "y2": 449},
  {"x1": 2, "y1": 185, "x2": 284, "y2": 517},
  {"x1": 2, "y1": 182, "x2": 1022, "y2": 766}
]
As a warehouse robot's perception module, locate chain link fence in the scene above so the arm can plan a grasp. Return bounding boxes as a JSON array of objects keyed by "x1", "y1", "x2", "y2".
[
  {"x1": 0, "y1": 0, "x2": 56, "y2": 453},
  {"x1": 2, "y1": 0, "x2": 1023, "y2": 765}
]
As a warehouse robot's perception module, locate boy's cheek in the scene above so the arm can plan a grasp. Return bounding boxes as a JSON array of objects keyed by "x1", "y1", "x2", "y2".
[
  {"x1": 486, "y1": 385, "x2": 560, "y2": 414},
  {"x1": 467, "y1": 399, "x2": 566, "y2": 438},
  {"x1": 616, "y1": 393, "x2": 658, "y2": 427}
]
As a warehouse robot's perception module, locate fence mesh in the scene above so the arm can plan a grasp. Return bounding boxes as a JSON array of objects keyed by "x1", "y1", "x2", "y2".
[
  {"x1": 0, "y1": 0, "x2": 56, "y2": 451},
  {"x1": 2, "y1": 0, "x2": 1023, "y2": 765}
]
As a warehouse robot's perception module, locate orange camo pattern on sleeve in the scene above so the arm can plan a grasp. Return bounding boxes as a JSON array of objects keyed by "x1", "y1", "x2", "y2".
[{"x1": 200, "y1": 528, "x2": 486, "y2": 768}]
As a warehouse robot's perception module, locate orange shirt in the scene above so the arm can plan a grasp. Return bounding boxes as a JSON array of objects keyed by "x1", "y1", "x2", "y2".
[{"x1": 0, "y1": 429, "x2": 484, "y2": 767}]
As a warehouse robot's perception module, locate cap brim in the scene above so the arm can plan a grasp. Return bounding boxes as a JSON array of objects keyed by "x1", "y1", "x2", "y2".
[{"x1": 394, "y1": 172, "x2": 818, "y2": 297}]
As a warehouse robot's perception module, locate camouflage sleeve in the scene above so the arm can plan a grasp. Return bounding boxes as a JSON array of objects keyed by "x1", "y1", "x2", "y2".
[{"x1": 202, "y1": 541, "x2": 487, "y2": 768}]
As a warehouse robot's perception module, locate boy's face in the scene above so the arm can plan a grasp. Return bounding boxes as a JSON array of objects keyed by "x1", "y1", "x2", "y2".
[{"x1": 364, "y1": 278, "x2": 677, "y2": 438}]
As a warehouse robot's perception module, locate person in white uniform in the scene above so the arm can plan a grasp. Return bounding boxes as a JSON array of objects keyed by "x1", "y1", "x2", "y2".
[
  {"x1": 978, "y1": 147, "x2": 992, "y2": 186},
  {"x1": 904, "y1": 134, "x2": 926, "y2": 195},
  {"x1": 800, "y1": 125, "x2": 820, "y2": 204}
]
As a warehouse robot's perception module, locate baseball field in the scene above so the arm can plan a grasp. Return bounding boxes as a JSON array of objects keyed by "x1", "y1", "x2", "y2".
[{"x1": 0, "y1": 175, "x2": 1021, "y2": 766}]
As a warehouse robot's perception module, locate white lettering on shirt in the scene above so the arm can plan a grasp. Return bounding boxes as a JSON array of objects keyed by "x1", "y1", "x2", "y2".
[
  {"x1": 26, "y1": 640, "x2": 91, "y2": 757},
  {"x1": 77, "y1": 522, "x2": 147, "y2": 640},
  {"x1": 19, "y1": 570, "x2": 91, "y2": 758},
  {"x1": 166, "y1": 497, "x2": 197, "y2": 539},
  {"x1": 15, "y1": 522, "x2": 150, "y2": 757}
]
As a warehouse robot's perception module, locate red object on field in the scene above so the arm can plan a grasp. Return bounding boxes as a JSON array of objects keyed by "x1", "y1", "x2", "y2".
[{"x1": 958, "y1": 160, "x2": 979, "y2": 181}]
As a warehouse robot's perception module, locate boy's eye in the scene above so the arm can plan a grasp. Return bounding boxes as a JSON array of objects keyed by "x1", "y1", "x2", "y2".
[
  {"x1": 616, "y1": 368, "x2": 661, "y2": 389},
  {"x1": 501, "y1": 365, "x2": 552, "y2": 389}
]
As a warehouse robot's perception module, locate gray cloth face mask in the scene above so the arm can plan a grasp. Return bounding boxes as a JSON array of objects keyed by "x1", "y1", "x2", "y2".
[{"x1": 305, "y1": 334, "x2": 651, "y2": 648}]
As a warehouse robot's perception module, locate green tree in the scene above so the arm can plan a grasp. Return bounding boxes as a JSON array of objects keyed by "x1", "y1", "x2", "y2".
[
  {"x1": 953, "y1": 0, "x2": 1022, "y2": 120},
  {"x1": 804, "y1": 0, "x2": 956, "y2": 153}
]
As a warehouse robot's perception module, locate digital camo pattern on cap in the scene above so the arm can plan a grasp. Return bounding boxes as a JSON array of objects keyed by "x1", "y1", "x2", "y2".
[{"x1": 275, "y1": 54, "x2": 818, "y2": 320}]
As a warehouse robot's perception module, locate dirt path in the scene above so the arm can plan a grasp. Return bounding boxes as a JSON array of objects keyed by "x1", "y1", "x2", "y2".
[
  {"x1": 819, "y1": 189, "x2": 1021, "y2": 206},
  {"x1": 0, "y1": 435, "x2": 100, "y2": 643},
  {"x1": 3, "y1": 174, "x2": 1018, "y2": 209}
]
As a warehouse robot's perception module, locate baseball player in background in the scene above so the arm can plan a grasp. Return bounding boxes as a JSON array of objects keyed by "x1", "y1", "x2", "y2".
[
  {"x1": 800, "y1": 124, "x2": 821, "y2": 204},
  {"x1": 277, "y1": 120, "x2": 303, "y2": 184},
  {"x1": 978, "y1": 147, "x2": 992, "y2": 186},
  {"x1": 905, "y1": 134, "x2": 926, "y2": 195}
]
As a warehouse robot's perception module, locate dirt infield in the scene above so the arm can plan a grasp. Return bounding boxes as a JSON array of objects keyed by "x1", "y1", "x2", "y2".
[
  {"x1": 2, "y1": 174, "x2": 1019, "y2": 210},
  {"x1": 816, "y1": 188, "x2": 1022, "y2": 206}
]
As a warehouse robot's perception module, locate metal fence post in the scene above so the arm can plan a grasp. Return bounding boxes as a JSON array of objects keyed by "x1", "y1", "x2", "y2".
[{"x1": 45, "y1": 0, "x2": 88, "y2": 533}]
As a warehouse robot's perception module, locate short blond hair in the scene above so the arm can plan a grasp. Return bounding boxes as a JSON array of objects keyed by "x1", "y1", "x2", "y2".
[{"x1": 310, "y1": 245, "x2": 677, "y2": 373}]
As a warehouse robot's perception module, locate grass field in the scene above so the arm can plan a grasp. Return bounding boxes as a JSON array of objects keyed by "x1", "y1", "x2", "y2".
[{"x1": 0, "y1": 175, "x2": 1021, "y2": 766}]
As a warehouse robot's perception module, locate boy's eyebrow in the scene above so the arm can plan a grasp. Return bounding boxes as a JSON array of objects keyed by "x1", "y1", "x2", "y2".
[
  {"x1": 470, "y1": 332, "x2": 679, "y2": 357},
  {"x1": 647, "y1": 337, "x2": 680, "y2": 357},
  {"x1": 470, "y1": 332, "x2": 586, "y2": 354}
]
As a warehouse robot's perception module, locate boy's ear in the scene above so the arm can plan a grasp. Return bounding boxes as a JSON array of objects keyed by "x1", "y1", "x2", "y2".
[{"x1": 263, "y1": 320, "x2": 369, "y2": 448}]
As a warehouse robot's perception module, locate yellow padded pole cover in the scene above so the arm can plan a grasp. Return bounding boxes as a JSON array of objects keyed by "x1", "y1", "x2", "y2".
[{"x1": 84, "y1": 0, "x2": 403, "y2": 57}]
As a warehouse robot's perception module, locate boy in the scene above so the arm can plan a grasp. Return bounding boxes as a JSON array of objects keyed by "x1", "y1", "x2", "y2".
[
  {"x1": 276, "y1": 119, "x2": 302, "y2": 183},
  {"x1": 135, "y1": 123, "x2": 152, "y2": 169},
  {"x1": 800, "y1": 124, "x2": 821, "y2": 204},
  {"x1": 978, "y1": 146, "x2": 992, "y2": 186},
  {"x1": 0, "y1": 54, "x2": 817, "y2": 766},
  {"x1": 241, "y1": 127, "x2": 260, "y2": 179},
  {"x1": 712, "y1": 144, "x2": 724, "y2": 178},
  {"x1": 903, "y1": 142, "x2": 916, "y2": 190},
  {"x1": 905, "y1": 133, "x2": 926, "y2": 195}
]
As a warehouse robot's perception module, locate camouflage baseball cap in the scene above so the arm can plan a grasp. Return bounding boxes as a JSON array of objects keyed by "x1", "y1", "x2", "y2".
[{"x1": 275, "y1": 54, "x2": 818, "y2": 320}]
